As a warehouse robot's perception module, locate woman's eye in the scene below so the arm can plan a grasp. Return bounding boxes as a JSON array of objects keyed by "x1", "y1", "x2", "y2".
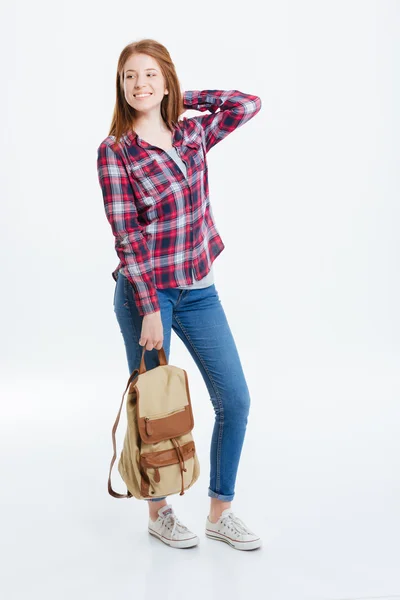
[{"x1": 126, "y1": 73, "x2": 154, "y2": 78}]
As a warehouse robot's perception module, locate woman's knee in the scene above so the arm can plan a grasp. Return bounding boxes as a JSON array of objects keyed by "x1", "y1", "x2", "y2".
[{"x1": 220, "y1": 386, "x2": 251, "y2": 420}]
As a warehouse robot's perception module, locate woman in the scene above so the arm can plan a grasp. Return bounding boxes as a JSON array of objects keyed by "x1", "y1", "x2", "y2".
[{"x1": 97, "y1": 38, "x2": 262, "y2": 551}]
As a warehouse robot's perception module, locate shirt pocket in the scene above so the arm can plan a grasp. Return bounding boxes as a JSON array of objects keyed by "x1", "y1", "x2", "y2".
[
  {"x1": 184, "y1": 140, "x2": 206, "y2": 172},
  {"x1": 128, "y1": 158, "x2": 171, "y2": 198}
]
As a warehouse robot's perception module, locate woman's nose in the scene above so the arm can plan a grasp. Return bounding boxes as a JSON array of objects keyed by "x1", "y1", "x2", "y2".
[{"x1": 135, "y1": 75, "x2": 146, "y2": 88}]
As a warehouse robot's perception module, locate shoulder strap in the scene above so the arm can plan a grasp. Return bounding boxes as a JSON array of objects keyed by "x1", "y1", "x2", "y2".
[{"x1": 108, "y1": 368, "x2": 139, "y2": 498}]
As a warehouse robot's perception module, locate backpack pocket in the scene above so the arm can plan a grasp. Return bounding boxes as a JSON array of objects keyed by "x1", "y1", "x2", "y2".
[
  {"x1": 139, "y1": 434, "x2": 198, "y2": 497},
  {"x1": 137, "y1": 395, "x2": 194, "y2": 444}
]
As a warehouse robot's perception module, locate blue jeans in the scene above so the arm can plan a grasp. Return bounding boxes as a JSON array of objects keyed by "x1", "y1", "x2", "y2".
[{"x1": 113, "y1": 271, "x2": 251, "y2": 502}]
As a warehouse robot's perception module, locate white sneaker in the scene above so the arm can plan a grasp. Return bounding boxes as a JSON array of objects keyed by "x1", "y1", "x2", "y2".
[
  {"x1": 205, "y1": 508, "x2": 262, "y2": 550},
  {"x1": 148, "y1": 504, "x2": 199, "y2": 549}
]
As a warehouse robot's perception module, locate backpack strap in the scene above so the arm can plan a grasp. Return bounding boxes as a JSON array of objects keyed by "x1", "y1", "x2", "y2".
[{"x1": 108, "y1": 368, "x2": 139, "y2": 498}]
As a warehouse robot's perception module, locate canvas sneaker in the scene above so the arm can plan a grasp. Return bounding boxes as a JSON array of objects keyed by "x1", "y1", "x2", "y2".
[
  {"x1": 205, "y1": 508, "x2": 262, "y2": 550},
  {"x1": 148, "y1": 504, "x2": 199, "y2": 549}
]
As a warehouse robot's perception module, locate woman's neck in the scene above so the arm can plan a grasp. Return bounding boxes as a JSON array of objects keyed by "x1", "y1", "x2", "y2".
[{"x1": 132, "y1": 115, "x2": 170, "y2": 138}]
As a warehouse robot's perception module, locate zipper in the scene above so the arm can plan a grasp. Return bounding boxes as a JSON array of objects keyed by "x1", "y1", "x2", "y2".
[{"x1": 145, "y1": 406, "x2": 185, "y2": 421}]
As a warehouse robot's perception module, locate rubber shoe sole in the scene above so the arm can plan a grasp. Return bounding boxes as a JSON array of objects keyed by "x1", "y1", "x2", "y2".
[
  {"x1": 205, "y1": 517, "x2": 262, "y2": 551},
  {"x1": 148, "y1": 526, "x2": 199, "y2": 549}
]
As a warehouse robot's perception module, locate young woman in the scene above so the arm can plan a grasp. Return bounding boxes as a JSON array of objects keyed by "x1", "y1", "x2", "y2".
[{"x1": 97, "y1": 38, "x2": 263, "y2": 551}]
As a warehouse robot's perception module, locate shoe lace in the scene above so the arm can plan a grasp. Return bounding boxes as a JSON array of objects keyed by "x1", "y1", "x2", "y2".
[
  {"x1": 164, "y1": 513, "x2": 189, "y2": 539},
  {"x1": 221, "y1": 513, "x2": 252, "y2": 535}
]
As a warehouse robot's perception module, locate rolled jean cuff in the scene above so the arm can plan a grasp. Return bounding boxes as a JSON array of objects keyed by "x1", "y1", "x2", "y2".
[
  {"x1": 208, "y1": 488, "x2": 235, "y2": 502},
  {"x1": 146, "y1": 497, "x2": 167, "y2": 502}
]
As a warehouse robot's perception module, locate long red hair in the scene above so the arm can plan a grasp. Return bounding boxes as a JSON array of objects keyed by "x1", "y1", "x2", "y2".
[{"x1": 108, "y1": 38, "x2": 185, "y2": 148}]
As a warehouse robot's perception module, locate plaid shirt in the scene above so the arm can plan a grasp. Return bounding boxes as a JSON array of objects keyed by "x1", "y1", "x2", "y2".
[{"x1": 97, "y1": 89, "x2": 262, "y2": 316}]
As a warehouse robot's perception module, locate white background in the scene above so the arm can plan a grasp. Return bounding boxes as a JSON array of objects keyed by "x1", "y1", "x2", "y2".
[{"x1": 1, "y1": 1, "x2": 399, "y2": 599}]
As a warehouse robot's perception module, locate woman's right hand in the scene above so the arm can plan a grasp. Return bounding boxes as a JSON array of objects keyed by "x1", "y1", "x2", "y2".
[{"x1": 139, "y1": 310, "x2": 164, "y2": 351}]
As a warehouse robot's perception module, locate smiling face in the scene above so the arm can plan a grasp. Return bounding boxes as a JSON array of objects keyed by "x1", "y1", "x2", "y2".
[{"x1": 123, "y1": 53, "x2": 168, "y2": 114}]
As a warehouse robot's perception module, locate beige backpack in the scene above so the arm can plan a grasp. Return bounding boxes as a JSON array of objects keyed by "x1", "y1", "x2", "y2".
[{"x1": 108, "y1": 346, "x2": 200, "y2": 500}]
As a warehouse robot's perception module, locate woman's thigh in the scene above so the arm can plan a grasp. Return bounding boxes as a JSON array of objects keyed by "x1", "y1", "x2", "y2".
[
  {"x1": 113, "y1": 275, "x2": 249, "y2": 414},
  {"x1": 113, "y1": 272, "x2": 174, "y2": 374},
  {"x1": 171, "y1": 284, "x2": 250, "y2": 417}
]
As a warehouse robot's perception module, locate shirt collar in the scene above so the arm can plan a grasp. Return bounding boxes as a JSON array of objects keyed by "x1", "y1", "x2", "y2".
[{"x1": 122, "y1": 121, "x2": 184, "y2": 148}]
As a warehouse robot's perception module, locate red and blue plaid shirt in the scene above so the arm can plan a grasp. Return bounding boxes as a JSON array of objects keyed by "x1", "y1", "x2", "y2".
[{"x1": 97, "y1": 89, "x2": 262, "y2": 316}]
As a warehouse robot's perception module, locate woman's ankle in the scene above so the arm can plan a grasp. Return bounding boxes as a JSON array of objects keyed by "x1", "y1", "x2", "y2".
[
  {"x1": 148, "y1": 499, "x2": 167, "y2": 518},
  {"x1": 209, "y1": 498, "x2": 232, "y2": 522}
]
